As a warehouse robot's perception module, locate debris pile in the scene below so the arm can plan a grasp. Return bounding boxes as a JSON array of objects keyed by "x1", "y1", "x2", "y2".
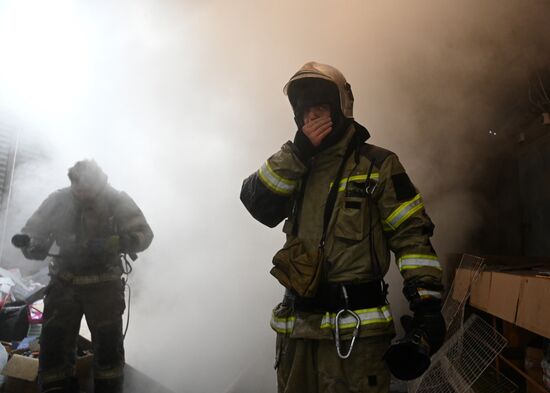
[{"x1": 0, "y1": 266, "x2": 94, "y2": 392}]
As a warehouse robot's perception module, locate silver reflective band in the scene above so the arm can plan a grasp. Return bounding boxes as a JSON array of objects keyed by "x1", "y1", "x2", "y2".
[
  {"x1": 258, "y1": 162, "x2": 297, "y2": 196},
  {"x1": 270, "y1": 306, "x2": 393, "y2": 334},
  {"x1": 320, "y1": 305, "x2": 393, "y2": 329},
  {"x1": 94, "y1": 366, "x2": 124, "y2": 379},
  {"x1": 270, "y1": 314, "x2": 296, "y2": 334},
  {"x1": 418, "y1": 289, "x2": 442, "y2": 299},
  {"x1": 398, "y1": 254, "x2": 442, "y2": 271},
  {"x1": 385, "y1": 194, "x2": 424, "y2": 230},
  {"x1": 331, "y1": 173, "x2": 380, "y2": 192}
]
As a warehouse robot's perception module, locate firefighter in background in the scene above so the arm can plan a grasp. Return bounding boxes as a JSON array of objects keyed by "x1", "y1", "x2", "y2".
[
  {"x1": 240, "y1": 62, "x2": 446, "y2": 392},
  {"x1": 12, "y1": 160, "x2": 153, "y2": 393}
]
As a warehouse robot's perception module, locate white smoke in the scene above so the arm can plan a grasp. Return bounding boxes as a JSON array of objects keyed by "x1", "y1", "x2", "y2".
[{"x1": 0, "y1": 0, "x2": 549, "y2": 392}]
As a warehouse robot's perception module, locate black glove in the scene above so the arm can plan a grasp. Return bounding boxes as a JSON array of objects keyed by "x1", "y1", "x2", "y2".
[
  {"x1": 12, "y1": 234, "x2": 51, "y2": 260},
  {"x1": 86, "y1": 236, "x2": 121, "y2": 255},
  {"x1": 384, "y1": 316, "x2": 431, "y2": 380},
  {"x1": 118, "y1": 234, "x2": 135, "y2": 253},
  {"x1": 12, "y1": 234, "x2": 31, "y2": 248},
  {"x1": 402, "y1": 280, "x2": 446, "y2": 354},
  {"x1": 412, "y1": 306, "x2": 446, "y2": 354},
  {"x1": 293, "y1": 130, "x2": 316, "y2": 163}
]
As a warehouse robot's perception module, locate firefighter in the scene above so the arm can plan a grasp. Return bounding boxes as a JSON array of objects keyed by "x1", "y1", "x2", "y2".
[
  {"x1": 240, "y1": 62, "x2": 446, "y2": 392},
  {"x1": 12, "y1": 160, "x2": 153, "y2": 393}
]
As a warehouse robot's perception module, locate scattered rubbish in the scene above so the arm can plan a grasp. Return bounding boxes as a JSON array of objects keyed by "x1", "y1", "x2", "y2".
[
  {"x1": 0, "y1": 267, "x2": 50, "y2": 391},
  {"x1": 0, "y1": 344, "x2": 7, "y2": 386},
  {"x1": 14, "y1": 336, "x2": 39, "y2": 352},
  {"x1": 0, "y1": 301, "x2": 30, "y2": 342},
  {"x1": 0, "y1": 267, "x2": 46, "y2": 302}
]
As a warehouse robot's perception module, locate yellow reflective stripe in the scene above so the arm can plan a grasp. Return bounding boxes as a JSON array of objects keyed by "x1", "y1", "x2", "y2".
[
  {"x1": 258, "y1": 162, "x2": 297, "y2": 196},
  {"x1": 385, "y1": 194, "x2": 424, "y2": 230},
  {"x1": 320, "y1": 305, "x2": 393, "y2": 329},
  {"x1": 398, "y1": 254, "x2": 442, "y2": 271},
  {"x1": 95, "y1": 366, "x2": 125, "y2": 379},
  {"x1": 58, "y1": 271, "x2": 121, "y2": 285},
  {"x1": 329, "y1": 173, "x2": 380, "y2": 192},
  {"x1": 40, "y1": 366, "x2": 75, "y2": 384},
  {"x1": 417, "y1": 288, "x2": 442, "y2": 299},
  {"x1": 270, "y1": 313, "x2": 296, "y2": 334}
]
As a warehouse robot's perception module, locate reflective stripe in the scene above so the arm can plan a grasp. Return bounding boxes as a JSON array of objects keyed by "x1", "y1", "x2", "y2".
[
  {"x1": 270, "y1": 313, "x2": 296, "y2": 334},
  {"x1": 57, "y1": 271, "x2": 121, "y2": 285},
  {"x1": 40, "y1": 367, "x2": 74, "y2": 384},
  {"x1": 258, "y1": 161, "x2": 297, "y2": 196},
  {"x1": 270, "y1": 306, "x2": 393, "y2": 334},
  {"x1": 384, "y1": 194, "x2": 424, "y2": 230},
  {"x1": 121, "y1": 215, "x2": 147, "y2": 230},
  {"x1": 330, "y1": 173, "x2": 380, "y2": 192},
  {"x1": 95, "y1": 366, "x2": 125, "y2": 379},
  {"x1": 320, "y1": 305, "x2": 393, "y2": 329},
  {"x1": 418, "y1": 288, "x2": 442, "y2": 300},
  {"x1": 398, "y1": 254, "x2": 442, "y2": 271}
]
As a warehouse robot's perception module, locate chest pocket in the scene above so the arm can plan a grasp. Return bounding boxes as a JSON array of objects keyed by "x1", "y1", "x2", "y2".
[{"x1": 334, "y1": 196, "x2": 366, "y2": 241}]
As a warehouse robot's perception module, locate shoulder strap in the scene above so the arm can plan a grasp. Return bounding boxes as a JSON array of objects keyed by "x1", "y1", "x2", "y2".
[
  {"x1": 359, "y1": 143, "x2": 393, "y2": 169},
  {"x1": 320, "y1": 137, "x2": 359, "y2": 248}
]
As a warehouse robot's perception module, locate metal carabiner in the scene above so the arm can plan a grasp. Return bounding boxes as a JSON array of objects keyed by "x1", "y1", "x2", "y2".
[{"x1": 334, "y1": 285, "x2": 361, "y2": 359}]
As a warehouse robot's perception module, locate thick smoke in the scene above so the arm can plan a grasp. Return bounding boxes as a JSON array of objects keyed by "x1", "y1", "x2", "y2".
[{"x1": 0, "y1": 0, "x2": 549, "y2": 392}]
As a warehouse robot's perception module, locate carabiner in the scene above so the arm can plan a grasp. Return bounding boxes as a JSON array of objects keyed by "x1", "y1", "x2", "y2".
[
  {"x1": 335, "y1": 308, "x2": 361, "y2": 359},
  {"x1": 334, "y1": 285, "x2": 361, "y2": 359}
]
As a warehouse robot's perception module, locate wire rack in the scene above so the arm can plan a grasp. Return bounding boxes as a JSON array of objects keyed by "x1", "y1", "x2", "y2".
[
  {"x1": 469, "y1": 365, "x2": 518, "y2": 393},
  {"x1": 408, "y1": 254, "x2": 517, "y2": 393}
]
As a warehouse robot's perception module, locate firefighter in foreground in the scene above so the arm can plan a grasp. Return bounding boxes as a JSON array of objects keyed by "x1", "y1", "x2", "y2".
[
  {"x1": 240, "y1": 62, "x2": 446, "y2": 392},
  {"x1": 12, "y1": 160, "x2": 153, "y2": 393}
]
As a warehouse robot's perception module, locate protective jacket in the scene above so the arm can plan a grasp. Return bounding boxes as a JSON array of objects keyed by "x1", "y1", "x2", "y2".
[
  {"x1": 22, "y1": 185, "x2": 153, "y2": 283},
  {"x1": 241, "y1": 122, "x2": 442, "y2": 340}
]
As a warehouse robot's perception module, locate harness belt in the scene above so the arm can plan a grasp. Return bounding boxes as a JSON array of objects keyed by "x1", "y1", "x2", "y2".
[
  {"x1": 56, "y1": 271, "x2": 121, "y2": 285},
  {"x1": 286, "y1": 281, "x2": 387, "y2": 313}
]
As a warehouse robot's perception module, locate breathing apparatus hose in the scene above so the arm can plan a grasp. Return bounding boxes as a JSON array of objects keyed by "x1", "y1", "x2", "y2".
[{"x1": 122, "y1": 253, "x2": 133, "y2": 340}]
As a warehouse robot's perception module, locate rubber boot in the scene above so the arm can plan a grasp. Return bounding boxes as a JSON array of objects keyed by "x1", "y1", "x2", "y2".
[
  {"x1": 41, "y1": 377, "x2": 79, "y2": 393},
  {"x1": 94, "y1": 377, "x2": 124, "y2": 393},
  {"x1": 41, "y1": 380, "x2": 65, "y2": 393}
]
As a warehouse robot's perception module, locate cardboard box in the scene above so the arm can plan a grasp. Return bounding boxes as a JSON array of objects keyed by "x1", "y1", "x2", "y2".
[
  {"x1": 2, "y1": 351, "x2": 93, "y2": 393},
  {"x1": 486, "y1": 272, "x2": 523, "y2": 323},
  {"x1": 452, "y1": 267, "x2": 477, "y2": 302},
  {"x1": 454, "y1": 265, "x2": 550, "y2": 339},
  {"x1": 516, "y1": 274, "x2": 550, "y2": 338},
  {"x1": 470, "y1": 270, "x2": 492, "y2": 311}
]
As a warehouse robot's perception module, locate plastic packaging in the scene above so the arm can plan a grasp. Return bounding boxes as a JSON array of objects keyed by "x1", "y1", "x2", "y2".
[{"x1": 0, "y1": 344, "x2": 7, "y2": 385}]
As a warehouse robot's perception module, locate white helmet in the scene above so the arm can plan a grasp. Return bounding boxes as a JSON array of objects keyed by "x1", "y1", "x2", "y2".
[{"x1": 284, "y1": 61, "x2": 354, "y2": 119}]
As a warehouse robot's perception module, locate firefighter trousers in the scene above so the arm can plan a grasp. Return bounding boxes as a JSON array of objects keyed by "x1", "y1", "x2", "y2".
[
  {"x1": 39, "y1": 277, "x2": 126, "y2": 393},
  {"x1": 276, "y1": 334, "x2": 391, "y2": 393}
]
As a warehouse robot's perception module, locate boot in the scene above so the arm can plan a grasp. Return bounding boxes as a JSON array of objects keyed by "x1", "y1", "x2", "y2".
[
  {"x1": 41, "y1": 377, "x2": 79, "y2": 393},
  {"x1": 94, "y1": 377, "x2": 124, "y2": 393}
]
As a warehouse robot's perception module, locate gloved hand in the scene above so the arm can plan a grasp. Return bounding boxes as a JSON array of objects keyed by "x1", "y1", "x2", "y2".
[
  {"x1": 412, "y1": 306, "x2": 446, "y2": 354},
  {"x1": 12, "y1": 234, "x2": 31, "y2": 248},
  {"x1": 86, "y1": 236, "x2": 121, "y2": 255},
  {"x1": 402, "y1": 280, "x2": 446, "y2": 354},
  {"x1": 384, "y1": 305, "x2": 446, "y2": 380},
  {"x1": 118, "y1": 234, "x2": 135, "y2": 253},
  {"x1": 12, "y1": 234, "x2": 51, "y2": 260},
  {"x1": 384, "y1": 322, "x2": 431, "y2": 381}
]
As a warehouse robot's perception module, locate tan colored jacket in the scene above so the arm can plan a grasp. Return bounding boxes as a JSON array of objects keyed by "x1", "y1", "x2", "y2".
[
  {"x1": 22, "y1": 185, "x2": 153, "y2": 280},
  {"x1": 241, "y1": 122, "x2": 442, "y2": 339}
]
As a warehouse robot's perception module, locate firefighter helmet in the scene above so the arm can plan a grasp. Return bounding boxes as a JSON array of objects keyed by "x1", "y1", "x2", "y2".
[{"x1": 284, "y1": 61, "x2": 354, "y2": 119}]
